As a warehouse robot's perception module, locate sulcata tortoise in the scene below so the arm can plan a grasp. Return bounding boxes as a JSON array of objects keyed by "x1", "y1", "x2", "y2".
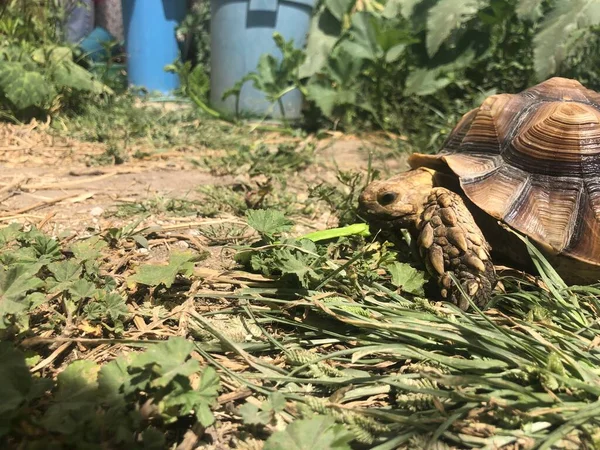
[{"x1": 358, "y1": 77, "x2": 600, "y2": 310}]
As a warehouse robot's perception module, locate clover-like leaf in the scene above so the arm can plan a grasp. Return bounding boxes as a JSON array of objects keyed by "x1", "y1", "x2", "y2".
[
  {"x1": 387, "y1": 262, "x2": 427, "y2": 295},
  {"x1": 127, "y1": 252, "x2": 198, "y2": 288}
]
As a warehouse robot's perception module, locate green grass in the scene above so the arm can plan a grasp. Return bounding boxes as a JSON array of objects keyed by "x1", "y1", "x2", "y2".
[{"x1": 2, "y1": 207, "x2": 600, "y2": 448}]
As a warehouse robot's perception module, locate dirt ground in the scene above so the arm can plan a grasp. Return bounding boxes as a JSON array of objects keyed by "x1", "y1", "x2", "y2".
[{"x1": 0, "y1": 118, "x2": 408, "y2": 271}]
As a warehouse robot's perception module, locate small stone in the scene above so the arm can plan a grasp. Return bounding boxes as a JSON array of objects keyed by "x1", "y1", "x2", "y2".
[
  {"x1": 90, "y1": 206, "x2": 104, "y2": 217},
  {"x1": 175, "y1": 240, "x2": 190, "y2": 249}
]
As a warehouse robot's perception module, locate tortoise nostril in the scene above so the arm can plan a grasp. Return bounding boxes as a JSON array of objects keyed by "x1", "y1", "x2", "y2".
[{"x1": 378, "y1": 192, "x2": 397, "y2": 206}]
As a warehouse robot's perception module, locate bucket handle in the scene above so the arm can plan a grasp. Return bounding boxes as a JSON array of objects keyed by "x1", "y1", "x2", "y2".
[{"x1": 248, "y1": 0, "x2": 278, "y2": 12}]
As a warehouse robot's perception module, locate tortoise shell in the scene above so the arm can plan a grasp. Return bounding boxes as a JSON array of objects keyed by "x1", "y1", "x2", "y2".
[{"x1": 409, "y1": 77, "x2": 600, "y2": 267}]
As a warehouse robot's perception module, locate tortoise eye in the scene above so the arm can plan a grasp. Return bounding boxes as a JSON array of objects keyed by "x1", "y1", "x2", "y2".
[{"x1": 378, "y1": 192, "x2": 397, "y2": 206}]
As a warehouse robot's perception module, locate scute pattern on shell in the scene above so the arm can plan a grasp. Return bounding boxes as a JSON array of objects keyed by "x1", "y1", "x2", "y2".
[{"x1": 409, "y1": 77, "x2": 600, "y2": 266}]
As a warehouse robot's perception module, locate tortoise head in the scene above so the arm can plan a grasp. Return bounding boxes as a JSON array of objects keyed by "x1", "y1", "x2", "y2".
[{"x1": 358, "y1": 168, "x2": 435, "y2": 230}]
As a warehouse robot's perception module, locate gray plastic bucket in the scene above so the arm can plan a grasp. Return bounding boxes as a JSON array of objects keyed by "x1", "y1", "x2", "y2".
[{"x1": 210, "y1": 0, "x2": 315, "y2": 120}]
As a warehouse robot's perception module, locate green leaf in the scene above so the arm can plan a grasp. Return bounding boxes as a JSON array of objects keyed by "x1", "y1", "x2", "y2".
[
  {"x1": 299, "y1": 7, "x2": 342, "y2": 78},
  {"x1": 127, "y1": 251, "x2": 198, "y2": 288},
  {"x1": 101, "y1": 292, "x2": 129, "y2": 321},
  {"x1": 31, "y1": 46, "x2": 73, "y2": 64},
  {"x1": 516, "y1": 0, "x2": 545, "y2": 20},
  {"x1": 306, "y1": 80, "x2": 357, "y2": 117},
  {"x1": 246, "y1": 209, "x2": 294, "y2": 237},
  {"x1": 51, "y1": 60, "x2": 105, "y2": 93},
  {"x1": 324, "y1": 0, "x2": 354, "y2": 21},
  {"x1": 264, "y1": 415, "x2": 354, "y2": 450},
  {"x1": 42, "y1": 360, "x2": 99, "y2": 434},
  {"x1": 404, "y1": 68, "x2": 451, "y2": 96},
  {"x1": 533, "y1": 0, "x2": 600, "y2": 80},
  {"x1": 426, "y1": 0, "x2": 488, "y2": 57},
  {"x1": 97, "y1": 357, "x2": 130, "y2": 405},
  {"x1": 0, "y1": 223, "x2": 21, "y2": 245},
  {"x1": 3, "y1": 70, "x2": 55, "y2": 110},
  {"x1": 131, "y1": 337, "x2": 198, "y2": 388},
  {"x1": 70, "y1": 236, "x2": 107, "y2": 261},
  {"x1": 0, "y1": 342, "x2": 32, "y2": 416},
  {"x1": 386, "y1": 262, "x2": 427, "y2": 295},
  {"x1": 67, "y1": 279, "x2": 96, "y2": 301},
  {"x1": 239, "y1": 392, "x2": 286, "y2": 426},
  {"x1": 47, "y1": 260, "x2": 83, "y2": 293},
  {"x1": 383, "y1": 0, "x2": 422, "y2": 19},
  {"x1": 0, "y1": 265, "x2": 44, "y2": 326}
]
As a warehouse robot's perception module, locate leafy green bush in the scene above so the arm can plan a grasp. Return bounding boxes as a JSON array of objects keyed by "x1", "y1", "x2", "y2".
[
  {"x1": 2, "y1": 339, "x2": 220, "y2": 449},
  {"x1": 0, "y1": 46, "x2": 110, "y2": 119},
  {"x1": 0, "y1": 0, "x2": 110, "y2": 120},
  {"x1": 298, "y1": 0, "x2": 600, "y2": 143}
]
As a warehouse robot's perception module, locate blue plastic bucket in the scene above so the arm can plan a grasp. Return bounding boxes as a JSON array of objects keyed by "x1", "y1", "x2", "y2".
[
  {"x1": 121, "y1": 0, "x2": 187, "y2": 95},
  {"x1": 210, "y1": 0, "x2": 315, "y2": 120}
]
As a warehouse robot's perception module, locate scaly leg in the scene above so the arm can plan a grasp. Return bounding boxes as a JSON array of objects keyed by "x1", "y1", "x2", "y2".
[{"x1": 417, "y1": 188, "x2": 497, "y2": 310}]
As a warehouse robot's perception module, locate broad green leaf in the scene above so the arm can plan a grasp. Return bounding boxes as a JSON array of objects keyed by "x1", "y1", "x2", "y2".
[
  {"x1": 404, "y1": 68, "x2": 451, "y2": 96},
  {"x1": 67, "y1": 279, "x2": 96, "y2": 301},
  {"x1": 264, "y1": 415, "x2": 354, "y2": 450},
  {"x1": 343, "y1": 13, "x2": 380, "y2": 61},
  {"x1": 31, "y1": 46, "x2": 73, "y2": 64},
  {"x1": 426, "y1": 0, "x2": 489, "y2": 57},
  {"x1": 70, "y1": 236, "x2": 107, "y2": 261},
  {"x1": 127, "y1": 251, "x2": 197, "y2": 288},
  {"x1": 101, "y1": 292, "x2": 129, "y2": 321},
  {"x1": 324, "y1": 0, "x2": 354, "y2": 20},
  {"x1": 31, "y1": 233, "x2": 61, "y2": 259},
  {"x1": 47, "y1": 260, "x2": 83, "y2": 293},
  {"x1": 0, "y1": 62, "x2": 24, "y2": 89},
  {"x1": 42, "y1": 360, "x2": 99, "y2": 433},
  {"x1": 0, "y1": 342, "x2": 32, "y2": 415},
  {"x1": 163, "y1": 366, "x2": 220, "y2": 426},
  {"x1": 298, "y1": 7, "x2": 342, "y2": 78},
  {"x1": 3, "y1": 71, "x2": 55, "y2": 110},
  {"x1": 328, "y1": 46, "x2": 364, "y2": 85},
  {"x1": 306, "y1": 81, "x2": 357, "y2": 117},
  {"x1": 516, "y1": 0, "x2": 544, "y2": 20},
  {"x1": 131, "y1": 337, "x2": 198, "y2": 387},
  {"x1": 246, "y1": 209, "x2": 294, "y2": 237},
  {"x1": 386, "y1": 262, "x2": 426, "y2": 295},
  {"x1": 533, "y1": 0, "x2": 600, "y2": 80},
  {"x1": 0, "y1": 223, "x2": 21, "y2": 245},
  {"x1": 0, "y1": 264, "x2": 44, "y2": 302},
  {"x1": 97, "y1": 357, "x2": 131, "y2": 406},
  {"x1": 0, "y1": 265, "x2": 44, "y2": 327},
  {"x1": 383, "y1": 0, "x2": 422, "y2": 19},
  {"x1": 51, "y1": 60, "x2": 105, "y2": 93},
  {"x1": 239, "y1": 392, "x2": 286, "y2": 426}
]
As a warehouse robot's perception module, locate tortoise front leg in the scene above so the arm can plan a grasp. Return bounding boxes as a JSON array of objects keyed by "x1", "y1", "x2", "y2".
[{"x1": 417, "y1": 188, "x2": 497, "y2": 310}]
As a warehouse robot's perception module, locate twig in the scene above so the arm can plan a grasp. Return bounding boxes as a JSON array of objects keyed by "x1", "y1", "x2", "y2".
[
  {"x1": 0, "y1": 193, "x2": 82, "y2": 218},
  {"x1": 30, "y1": 342, "x2": 73, "y2": 372}
]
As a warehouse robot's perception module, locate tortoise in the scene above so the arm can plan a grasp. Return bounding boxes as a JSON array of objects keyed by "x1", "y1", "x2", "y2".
[{"x1": 358, "y1": 77, "x2": 600, "y2": 310}]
